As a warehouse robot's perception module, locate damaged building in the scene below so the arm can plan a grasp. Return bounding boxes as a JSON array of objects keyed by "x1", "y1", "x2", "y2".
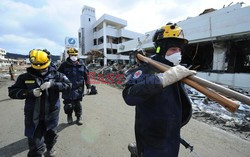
[
  {"x1": 180, "y1": 2, "x2": 250, "y2": 74},
  {"x1": 118, "y1": 2, "x2": 250, "y2": 91}
]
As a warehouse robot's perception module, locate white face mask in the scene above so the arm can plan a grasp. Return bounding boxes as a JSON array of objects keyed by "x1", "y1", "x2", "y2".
[
  {"x1": 70, "y1": 56, "x2": 78, "y2": 62},
  {"x1": 165, "y1": 52, "x2": 182, "y2": 65}
]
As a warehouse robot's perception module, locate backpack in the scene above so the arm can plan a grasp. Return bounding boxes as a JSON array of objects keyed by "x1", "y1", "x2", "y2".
[{"x1": 89, "y1": 85, "x2": 97, "y2": 95}]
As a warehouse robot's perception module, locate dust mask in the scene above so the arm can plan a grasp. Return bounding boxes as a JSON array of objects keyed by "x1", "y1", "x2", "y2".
[
  {"x1": 70, "y1": 56, "x2": 78, "y2": 62},
  {"x1": 165, "y1": 52, "x2": 182, "y2": 65}
]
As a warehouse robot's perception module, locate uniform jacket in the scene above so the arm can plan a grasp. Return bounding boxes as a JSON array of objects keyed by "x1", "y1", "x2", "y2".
[
  {"x1": 58, "y1": 58, "x2": 90, "y2": 101},
  {"x1": 122, "y1": 55, "x2": 192, "y2": 157},
  {"x1": 8, "y1": 65, "x2": 72, "y2": 138}
]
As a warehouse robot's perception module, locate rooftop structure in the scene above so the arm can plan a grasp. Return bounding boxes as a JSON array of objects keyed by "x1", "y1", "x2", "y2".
[{"x1": 78, "y1": 5, "x2": 143, "y2": 65}]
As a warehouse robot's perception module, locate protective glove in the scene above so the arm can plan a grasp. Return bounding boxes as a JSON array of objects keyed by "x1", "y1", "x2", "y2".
[
  {"x1": 40, "y1": 81, "x2": 53, "y2": 91},
  {"x1": 86, "y1": 88, "x2": 91, "y2": 95},
  {"x1": 33, "y1": 88, "x2": 42, "y2": 97},
  {"x1": 160, "y1": 65, "x2": 196, "y2": 88}
]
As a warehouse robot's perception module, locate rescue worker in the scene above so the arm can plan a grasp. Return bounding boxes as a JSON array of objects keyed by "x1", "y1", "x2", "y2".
[
  {"x1": 58, "y1": 48, "x2": 91, "y2": 125},
  {"x1": 122, "y1": 23, "x2": 196, "y2": 157},
  {"x1": 9, "y1": 63, "x2": 15, "y2": 81},
  {"x1": 8, "y1": 49, "x2": 72, "y2": 157}
]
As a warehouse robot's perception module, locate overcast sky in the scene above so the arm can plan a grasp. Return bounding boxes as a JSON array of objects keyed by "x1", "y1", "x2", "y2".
[{"x1": 0, "y1": 0, "x2": 249, "y2": 55}]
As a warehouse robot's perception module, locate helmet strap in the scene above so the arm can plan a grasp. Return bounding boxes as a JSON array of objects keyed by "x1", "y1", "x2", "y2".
[{"x1": 156, "y1": 47, "x2": 161, "y2": 53}]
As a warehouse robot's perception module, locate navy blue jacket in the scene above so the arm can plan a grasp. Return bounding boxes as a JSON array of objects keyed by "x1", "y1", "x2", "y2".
[
  {"x1": 122, "y1": 55, "x2": 192, "y2": 157},
  {"x1": 8, "y1": 65, "x2": 72, "y2": 138},
  {"x1": 58, "y1": 58, "x2": 90, "y2": 101}
]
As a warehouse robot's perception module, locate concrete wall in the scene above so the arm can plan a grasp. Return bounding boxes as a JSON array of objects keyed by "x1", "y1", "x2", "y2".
[{"x1": 197, "y1": 72, "x2": 250, "y2": 92}]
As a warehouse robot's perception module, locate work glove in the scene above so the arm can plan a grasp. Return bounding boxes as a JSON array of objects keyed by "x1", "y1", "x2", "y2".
[
  {"x1": 86, "y1": 88, "x2": 91, "y2": 95},
  {"x1": 33, "y1": 88, "x2": 42, "y2": 97},
  {"x1": 160, "y1": 65, "x2": 196, "y2": 88},
  {"x1": 40, "y1": 81, "x2": 53, "y2": 91}
]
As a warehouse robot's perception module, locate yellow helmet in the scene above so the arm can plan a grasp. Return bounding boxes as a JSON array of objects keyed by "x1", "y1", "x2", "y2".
[
  {"x1": 153, "y1": 23, "x2": 188, "y2": 44},
  {"x1": 153, "y1": 23, "x2": 188, "y2": 54},
  {"x1": 29, "y1": 49, "x2": 51, "y2": 70},
  {"x1": 67, "y1": 48, "x2": 78, "y2": 56}
]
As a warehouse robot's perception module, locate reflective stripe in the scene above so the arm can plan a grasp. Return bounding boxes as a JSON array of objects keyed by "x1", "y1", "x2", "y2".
[{"x1": 25, "y1": 80, "x2": 35, "y2": 84}]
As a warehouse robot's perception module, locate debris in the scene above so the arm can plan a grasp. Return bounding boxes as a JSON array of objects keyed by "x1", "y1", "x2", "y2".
[
  {"x1": 187, "y1": 86, "x2": 250, "y2": 141},
  {"x1": 88, "y1": 63, "x2": 250, "y2": 141}
]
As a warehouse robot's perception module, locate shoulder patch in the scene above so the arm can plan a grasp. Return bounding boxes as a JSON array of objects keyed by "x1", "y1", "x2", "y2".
[
  {"x1": 25, "y1": 80, "x2": 35, "y2": 84},
  {"x1": 133, "y1": 70, "x2": 142, "y2": 79}
]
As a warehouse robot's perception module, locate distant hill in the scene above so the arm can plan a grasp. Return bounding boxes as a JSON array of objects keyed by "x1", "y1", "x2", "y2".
[
  {"x1": 6, "y1": 53, "x2": 28, "y2": 59},
  {"x1": 6, "y1": 52, "x2": 61, "y2": 62}
]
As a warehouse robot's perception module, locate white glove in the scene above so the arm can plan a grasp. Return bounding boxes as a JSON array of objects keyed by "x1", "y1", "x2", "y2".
[
  {"x1": 160, "y1": 65, "x2": 196, "y2": 88},
  {"x1": 33, "y1": 88, "x2": 42, "y2": 97},
  {"x1": 86, "y1": 88, "x2": 91, "y2": 95},
  {"x1": 40, "y1": 81, "x2": 52, "y2": 91}
]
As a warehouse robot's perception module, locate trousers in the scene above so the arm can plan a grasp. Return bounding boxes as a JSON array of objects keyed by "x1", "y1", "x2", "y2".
[
  {"x1": 27, "y1": 121, "x2": 58, "y2": 157},
  {"x1": 63, "y1": 99, "x2": 82, "y2": 117}
]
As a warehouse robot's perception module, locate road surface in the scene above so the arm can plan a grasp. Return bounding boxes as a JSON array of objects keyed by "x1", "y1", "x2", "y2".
[{"x1": 0, "y1": 80, "x2": 250, "y2": 157}]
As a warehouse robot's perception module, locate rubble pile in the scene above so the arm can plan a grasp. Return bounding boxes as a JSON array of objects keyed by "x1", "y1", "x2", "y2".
[
  {"x1": 88, "y1": 63, "x2": 138, "y2": 89},
  {"x1": 187, "y1": 86, "x2": 250, "y2": 141}
]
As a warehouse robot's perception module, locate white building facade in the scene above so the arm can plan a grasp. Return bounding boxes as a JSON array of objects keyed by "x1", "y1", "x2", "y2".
[
  {"x1": 78, "y1": 5, "x2": 142, "y2": 65},
  {"x1": 0, "y1": 48, "x2": 9, "y2": 67},
  {"x1": 0, "y1": 48, "x2": 24, "y2": 67}
]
